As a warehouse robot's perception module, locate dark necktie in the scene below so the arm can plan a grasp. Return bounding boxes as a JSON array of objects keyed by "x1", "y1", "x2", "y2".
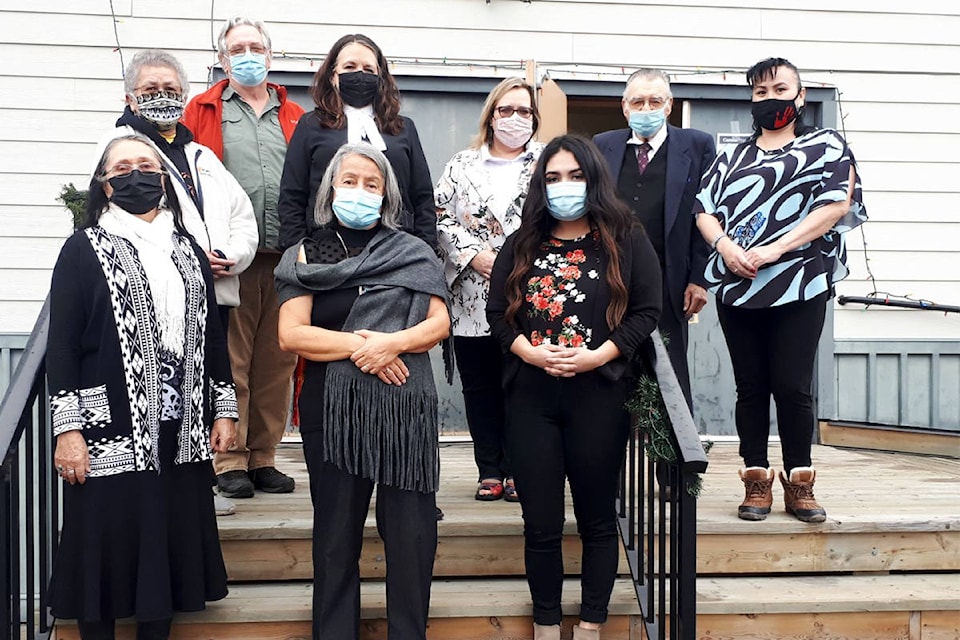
[{"x1": 637, "y1": 142, "x2": 652, "y2": 175}]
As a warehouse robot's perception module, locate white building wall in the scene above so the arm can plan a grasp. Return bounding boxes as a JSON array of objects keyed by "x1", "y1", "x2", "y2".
[{"x1": 0, "y1": 0, "x2": 958, "y2": 338}]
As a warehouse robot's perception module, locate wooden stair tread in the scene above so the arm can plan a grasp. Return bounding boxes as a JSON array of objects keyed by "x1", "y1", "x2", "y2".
[
  {"x1": 697, "y1": 574, "x2": 960, "y2": 614},
  {"x1": 218, "y1": 443, "x2": 960, "y2": 538},
  {"x1": 56, "y1": 574, "x2": 957, "y2": 627}
]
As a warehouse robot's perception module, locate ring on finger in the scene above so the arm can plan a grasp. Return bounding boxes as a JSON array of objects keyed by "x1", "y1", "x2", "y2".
[{"x1": 67, "y1": 468, "x2": 76, "y2": 475}]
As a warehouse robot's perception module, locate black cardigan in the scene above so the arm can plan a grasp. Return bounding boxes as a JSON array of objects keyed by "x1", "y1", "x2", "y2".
[
  {"x1": 486, "y1": 225, "x2": 662, "y2": 386},
  {"x1": 47, "y1": 228, "x2": 237, "y2": 476},
  {"x1": 276, "y1": 111, "x2": 438, "y2": 250}
]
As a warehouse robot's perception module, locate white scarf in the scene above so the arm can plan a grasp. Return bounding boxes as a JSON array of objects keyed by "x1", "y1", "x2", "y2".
[
  {"x1": 98, "y1": 204, "x2": 186, "y2": 358},
  {"x1": 344, "y1": 104, "x2": 387, "y2": 151}
]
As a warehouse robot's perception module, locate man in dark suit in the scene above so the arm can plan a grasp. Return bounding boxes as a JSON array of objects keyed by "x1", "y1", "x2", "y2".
[{"x1": 594, "y1": 68, "x2": 716, "y2": 407}]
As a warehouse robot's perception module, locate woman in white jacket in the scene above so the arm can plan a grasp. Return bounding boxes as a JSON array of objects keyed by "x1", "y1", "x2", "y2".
[{"x1": 92, "y1": 49, "x2": 258, "y2": 330}]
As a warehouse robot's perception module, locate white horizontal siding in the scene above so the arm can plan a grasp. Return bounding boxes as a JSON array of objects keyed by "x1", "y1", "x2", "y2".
[
  {"x1": 0, "y1": 1, "x2": 957, "y2": 341},
  {"x1": 834, "y1": 308, "x2": 960, "y2": 340},
  {"x1": 843, "y1": 222, "x2": 960, "y2": 254},
  {"x1": 0, "y1": 207, "x2": 75, "y2": 238}
]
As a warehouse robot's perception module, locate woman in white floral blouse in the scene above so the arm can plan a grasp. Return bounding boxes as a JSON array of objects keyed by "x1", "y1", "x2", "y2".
[{"x1": 435, "y1": 77, "x2": 544, "y2": 502}]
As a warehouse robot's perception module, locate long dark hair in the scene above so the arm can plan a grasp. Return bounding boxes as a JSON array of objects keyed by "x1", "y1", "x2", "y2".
[
  {"x1": 308, "y1": 34, "x2": 404, "y2": 136},
  {"x1": 746, "y1": 57, "x2": 817, "y2": 137},
  {"x1": 504, "y1": 134, "x2": 636, "y2": 331},
  {"x1": 85, "y1": 134, "x2": 187, "y2": 234}
]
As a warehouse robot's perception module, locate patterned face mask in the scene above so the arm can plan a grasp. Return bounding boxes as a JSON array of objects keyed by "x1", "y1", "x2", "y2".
[{"x1": 135, "y1": 90, "x2": 186, "y2": 127}]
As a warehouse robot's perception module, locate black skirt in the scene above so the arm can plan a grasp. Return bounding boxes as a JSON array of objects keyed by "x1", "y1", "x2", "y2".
[{"x1": 49, "y1": 420, "x2": 228, "y2": 622}]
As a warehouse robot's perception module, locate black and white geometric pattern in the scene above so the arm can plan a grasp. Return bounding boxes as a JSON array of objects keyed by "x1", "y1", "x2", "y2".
[
  {"x1": 78, "y1": 384, "x2": 112, "y2": 429},
  {"x1": 210, "y1": 379, "x2": 239, "y2": 421},
  {"x1": 169, "y1": 235, "x2": 212, "y2": 463},
  {"x1": 87, "y1": 434, "x2": 136, "y2": 478},
  {"x1": 51, "y1": 389, "x2": 83, "y2": 436},
  {"x1": 86, "y1": 226, "x2": 162, "y2": 471},
  {"x1": 78, "y1": 228, "x2": 231, "y2": 471}
]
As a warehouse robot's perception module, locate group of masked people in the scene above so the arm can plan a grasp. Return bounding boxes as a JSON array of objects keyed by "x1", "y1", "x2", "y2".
[{"x1": 46, "y1": 14, "x2": 865, "y2": 640}]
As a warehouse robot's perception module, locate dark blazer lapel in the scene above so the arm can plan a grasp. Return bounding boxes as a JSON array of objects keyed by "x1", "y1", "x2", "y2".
[
  {"x1": 664, "y1": 125, "x2": 692, "y2": 238},
  {"x1": 599, "y1": 129, "x2": 633, "y2": 180}
]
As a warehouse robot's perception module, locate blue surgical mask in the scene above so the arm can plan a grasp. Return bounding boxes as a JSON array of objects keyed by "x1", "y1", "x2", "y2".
[
  {"x1": 229, "y1": 52, "x2": 268, "y2": 87},
  {"x1": 546, "y1": 182, "x2": 588, "y2": 221},
  {"x1": 628, "y1": 108, "x2": 666, "y2": 138},
  {"x1": 332, "y1": 187, "x2": 383, "y2": 230}
]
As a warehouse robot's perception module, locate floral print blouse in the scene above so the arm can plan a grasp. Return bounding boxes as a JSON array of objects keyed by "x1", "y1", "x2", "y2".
[
  {"x1": 435, "y1": 142, "x2": 544, "y2": 336},
  {"x1": 525, "y1": 232, "x2": 602, "y2": 348}
]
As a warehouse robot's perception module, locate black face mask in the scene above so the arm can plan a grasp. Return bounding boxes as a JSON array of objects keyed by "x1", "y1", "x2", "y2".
[
  {"x1": 751, "y1": 95, "x2": 801, "y2": 131},
  {"x1": 338, "y1": 71, "x2": 380, "y2": 108},
  {"x1": 108, "y1": 170, "x2": 165, "y2": 215}
]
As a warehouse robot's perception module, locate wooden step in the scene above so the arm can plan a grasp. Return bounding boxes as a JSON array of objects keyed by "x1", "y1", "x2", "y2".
[
  {"x1": 52, "y1": 574, "x2": 960, "y2": 639},
  {"x1": 217, "y1": 443, "x2": 960, "y2": 580},
  {"x1": 820, "y1": 420, "x2": 960, "y2": 458}
]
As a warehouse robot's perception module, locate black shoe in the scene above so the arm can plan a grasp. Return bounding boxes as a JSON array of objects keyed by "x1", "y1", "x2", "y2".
[
  {"x1": 436, "y1": 506, "x2": 444, "y2": 521},
  {"x1": 217, "y1": 470, "x2": 254, "y2": 498},
  {"x1": 249, "y1": 467, "x2": 295, "y2": 494}
]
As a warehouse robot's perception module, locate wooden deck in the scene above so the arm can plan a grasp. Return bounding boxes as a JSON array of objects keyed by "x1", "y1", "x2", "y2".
[{"x1": 53, "y1": 441, "x2": 960, "y2": 639}]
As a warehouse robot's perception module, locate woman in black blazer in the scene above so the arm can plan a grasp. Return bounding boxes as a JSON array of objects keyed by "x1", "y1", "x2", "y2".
[{"x1": 277, "y1": 33, "x2": 436, "y2": 250}]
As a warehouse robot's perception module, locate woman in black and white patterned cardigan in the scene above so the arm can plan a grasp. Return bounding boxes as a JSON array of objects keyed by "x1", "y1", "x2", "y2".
[{"x1": 46, "y1": 134, "x2": 239, "y2": 640}]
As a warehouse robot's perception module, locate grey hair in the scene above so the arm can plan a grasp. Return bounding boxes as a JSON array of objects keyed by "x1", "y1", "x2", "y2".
[
  {"x1": 217, "y1": 16, "x2": 272, "y2": 56},
  {"x1": 123, "y1": 49, "x2": 189, "y2": 97},
  {"x1": 623, "y1": 68, "x2": 673, "y2": 98},
  {"x1": 94, "y1": 133, "x2": 164, "y2": 180},
  {"x1": 314, "y1": 143, "x2": 402, "y2": 229}
]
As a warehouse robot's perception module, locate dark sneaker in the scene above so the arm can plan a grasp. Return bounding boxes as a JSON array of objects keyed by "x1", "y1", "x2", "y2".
[
  {"x1": 249, "y1": 467, "x2": 295, "y2": 494},
  {"x1": 217, "y1": 470, "x2": 254, "y2": 498}
]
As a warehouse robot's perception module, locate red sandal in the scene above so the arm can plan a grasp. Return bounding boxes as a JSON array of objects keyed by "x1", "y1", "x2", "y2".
[{"x1": 475, "y1": 479, "x2": 504, "y2": 501}]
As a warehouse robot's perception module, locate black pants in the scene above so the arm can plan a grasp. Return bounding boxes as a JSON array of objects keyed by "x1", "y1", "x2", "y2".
[
  {"x1": 506, "y1": 365, "x2": 630, "y2": 625},
  {"x1": 454, "y1": 335, "x2": 509, "y2": 480},
  {"x1": 77, "y1": 618, "x2": 171, "y2": 640},
  {"x1": 301, "y1": 431, "x2": 437, "y2": 640},
  {"x1": 717, "y1": 293, "x2": 828, "y2": 473},
  {"x1": 216, "y1": 304, "x2": 232, "y2": 341},
  {"x1": 659, "y1": 294, "x2": 692, "y2": 411}
]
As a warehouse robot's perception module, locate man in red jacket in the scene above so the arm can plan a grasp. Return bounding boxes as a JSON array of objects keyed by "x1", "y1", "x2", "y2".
[{"x1": 183, "y1": 16, "x2": 305, "y2": 500}]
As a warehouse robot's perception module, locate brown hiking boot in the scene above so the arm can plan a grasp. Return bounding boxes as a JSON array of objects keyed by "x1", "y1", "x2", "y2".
[
  {"x1": 738, "y1": 467, "x2": 774, "y2": 521},
  {"x1": 780, "y1": 467, "x2": 827, "y2": 523}
]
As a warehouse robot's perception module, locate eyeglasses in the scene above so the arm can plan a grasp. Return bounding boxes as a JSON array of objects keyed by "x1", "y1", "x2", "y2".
[
  {"x1": 103, "y1": 162, "x2": 164, "y2": 178},
  {"x1": 626, "y1": 95, "x2": 669, "y2": 110},
  {"x1": 495, "y1": 106, "x2": 534, "y2": 119},
  {"x1": 227, "y1": 44, "x2": 267, "y2": 56}
]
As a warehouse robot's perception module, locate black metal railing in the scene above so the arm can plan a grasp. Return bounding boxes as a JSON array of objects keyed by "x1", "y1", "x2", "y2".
[
  {"x1": 617, "y1": 331, "x2": 709, "y2": 640},
  {"x1": 0, "y1": 299, "x2": 56, "y2": 640}
]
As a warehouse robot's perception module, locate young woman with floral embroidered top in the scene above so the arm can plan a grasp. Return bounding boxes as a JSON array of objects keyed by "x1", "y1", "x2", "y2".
[
  {"x1": 435, "y1": 77, "x2": 544, "y2": 502},
  {"x1": 487, "y1": 135, "x2": 661, "y2": 640},
  {"x1": 694, "y1": 57, "x2": 867, "y2": 523}
]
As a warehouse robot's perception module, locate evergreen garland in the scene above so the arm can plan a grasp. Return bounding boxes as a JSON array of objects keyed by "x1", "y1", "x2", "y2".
[
  {"x1": 625, "y1": 335, "x2": 712, "y2": 497},
  {"x1": 57, "y1": 183, "x2": 88, "y2": 230}
]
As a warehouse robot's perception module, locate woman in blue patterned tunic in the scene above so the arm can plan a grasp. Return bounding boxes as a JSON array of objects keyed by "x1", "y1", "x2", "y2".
[
  {"x1": 694, "y1": 58, "x2": 867, "y2": 523},
  {"x1": 47, "y1": 135, "x2": 238, "y2": 639}
]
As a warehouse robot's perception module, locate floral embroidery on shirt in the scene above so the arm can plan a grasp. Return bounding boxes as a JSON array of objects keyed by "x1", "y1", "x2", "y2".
[{"x1": 525, "y1": 234, "x2": 600, "y2": 347}]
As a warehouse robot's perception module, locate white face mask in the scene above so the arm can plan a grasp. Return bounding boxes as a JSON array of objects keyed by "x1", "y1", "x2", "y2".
[{"x1": 492, "y1": 114, "x2": 534, "y2": 150}]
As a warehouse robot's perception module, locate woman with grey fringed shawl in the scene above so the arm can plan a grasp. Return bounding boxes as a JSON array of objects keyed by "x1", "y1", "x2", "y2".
[{"x1": 275, "y1": 143, "x2": 449, "y2": 640}]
